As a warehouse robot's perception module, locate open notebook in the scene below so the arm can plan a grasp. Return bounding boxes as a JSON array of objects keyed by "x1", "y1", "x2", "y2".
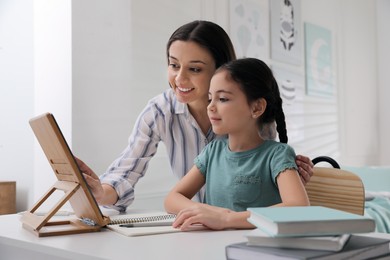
[
  {"x1": 107, "y1": 212, "x2": 207, "y2": 237},
  {"x1": 107, "y1": 212, "x2": 178, "y2": 236},
  {"x1": 21, "y1": 112, "x2": 178, "y2": 237}
]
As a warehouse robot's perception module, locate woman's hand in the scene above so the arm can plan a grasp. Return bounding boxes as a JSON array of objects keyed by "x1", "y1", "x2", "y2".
[
  {"x1": 296, "y1": 155, "x2": 314, "y2": 185},
  {"x1": 75, "y1": 157, "x2": 105, "y2": 203}
]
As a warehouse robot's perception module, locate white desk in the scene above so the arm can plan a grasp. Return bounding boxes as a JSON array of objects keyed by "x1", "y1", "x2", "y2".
[
  {"x1": 0, "y1": 212, "x2": 249, "y2": 260},
  {"x1": 3, "y1": 212, "x2": 390, "y2": 260}
]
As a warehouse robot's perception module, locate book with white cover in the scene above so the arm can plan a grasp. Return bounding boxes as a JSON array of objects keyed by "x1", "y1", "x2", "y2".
[
  {"x1": 246, "y1": 228, "x2": 351, "y2": 251},
  {"x1": 247, "y1": 206, "x2": 375, "y2": 237}
]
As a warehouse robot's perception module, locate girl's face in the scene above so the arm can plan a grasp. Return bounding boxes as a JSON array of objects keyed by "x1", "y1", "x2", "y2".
[
  {"x1": 168, "y1": 41, "x2": 216, "y2": 105},
  {"x1": 207, "y1": 70, "x2": 257, "y2": 135}
]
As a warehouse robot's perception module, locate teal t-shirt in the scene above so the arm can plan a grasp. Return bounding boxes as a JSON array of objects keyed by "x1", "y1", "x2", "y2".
[{"x1": 194, "y1": 138, "x2": 297, "y2": 212}]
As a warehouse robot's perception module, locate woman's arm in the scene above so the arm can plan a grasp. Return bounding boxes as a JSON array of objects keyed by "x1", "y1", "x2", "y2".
[{"x1": 75, "y1": 105, "x2": 162, "y2": 212}]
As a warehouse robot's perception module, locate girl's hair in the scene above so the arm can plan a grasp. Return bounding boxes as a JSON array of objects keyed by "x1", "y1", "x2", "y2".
[
  {"x1": 166, "y1": 20, "x2": 236, "y2": 68},
  {"x1": 218, "y1": 58, "x2": 288, "y2": 143}
]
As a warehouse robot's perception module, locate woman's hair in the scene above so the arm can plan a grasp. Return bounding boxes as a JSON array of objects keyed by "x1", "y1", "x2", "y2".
[
  {"x1": 217, "y1": 58, "x2": 288, "y2": 143},
  {"x1": 166, "y1": 20, "x2": 236, "y2": 68}
]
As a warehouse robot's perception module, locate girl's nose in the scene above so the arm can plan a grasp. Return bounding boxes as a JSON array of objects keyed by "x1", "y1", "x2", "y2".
[{"x1": 207, "y1": 101, "x2": 215, "y2": 112}]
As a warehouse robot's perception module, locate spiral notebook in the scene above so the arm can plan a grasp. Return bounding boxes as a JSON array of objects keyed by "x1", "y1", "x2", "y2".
[
  {"x1": 107, "y1": 212, "x2": 178, "y2": 236},
  {"x1": 107, "y1": 212, "x2": 207, "y2": 236},
  {"x1": 108, "y1": 212, "x2": 176, "y2": 225}
]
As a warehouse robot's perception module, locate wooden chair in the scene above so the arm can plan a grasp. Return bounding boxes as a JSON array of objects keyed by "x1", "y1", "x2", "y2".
[{"x1": 305, "y1": 156, "x2": 365, "y2": 215}]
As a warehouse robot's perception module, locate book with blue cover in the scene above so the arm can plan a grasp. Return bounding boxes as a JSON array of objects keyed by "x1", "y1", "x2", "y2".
[{"x1": 247, "y1": 206, "x2": 375, "y2": 237}]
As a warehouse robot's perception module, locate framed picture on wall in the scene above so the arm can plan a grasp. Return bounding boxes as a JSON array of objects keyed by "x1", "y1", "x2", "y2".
[
  {"x1": 270, "y1": 0, "x2": 302, "y2": 65},
  {"x1": 304, "y1": 22, "x2": 334, "y2": 97},
  {"x1": 229, "y1": 0, "x2": 269, "y2": 61}
]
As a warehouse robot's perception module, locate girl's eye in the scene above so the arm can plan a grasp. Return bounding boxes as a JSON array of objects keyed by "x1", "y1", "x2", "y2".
[{"x1": 219, "y1": 98, "x2": 229, "y2": 102}]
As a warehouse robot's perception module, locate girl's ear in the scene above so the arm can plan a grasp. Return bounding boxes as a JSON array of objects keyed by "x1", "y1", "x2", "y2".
[{"x1": 251, "y1": 98, "x2": 267, "y2": 119}]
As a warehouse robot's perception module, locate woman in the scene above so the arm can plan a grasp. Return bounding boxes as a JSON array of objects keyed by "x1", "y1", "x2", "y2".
[{"x1": 78, "y1": 20, "x2": 313, "y2": 212}]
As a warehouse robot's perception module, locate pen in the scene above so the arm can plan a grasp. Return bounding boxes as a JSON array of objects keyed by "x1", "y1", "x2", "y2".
[{"x1": 119, "y1": 221, "x2": 173, "y2": 228}]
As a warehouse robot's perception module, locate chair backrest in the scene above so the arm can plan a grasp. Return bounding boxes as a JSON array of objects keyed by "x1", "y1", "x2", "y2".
[{"x1": 305, "y1": 167, "x2": 365, "y2": 215}]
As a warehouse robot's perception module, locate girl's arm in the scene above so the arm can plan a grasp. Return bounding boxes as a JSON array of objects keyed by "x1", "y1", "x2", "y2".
[
  {"x1": 207, "y1": 169, "x2": 309, "y2": 230},
  {"x1": 272, "y1": 169, "x2": 310, "y2": 207},
  {"x1": 164, "y1": 165, "x2": 206, "y2": 214},
  {"x1": 165, "y1": 167, "x2": 309, "y2": 231},
  {"x1": 164, "y1": 165, "x2": 255, "y2": 230}
]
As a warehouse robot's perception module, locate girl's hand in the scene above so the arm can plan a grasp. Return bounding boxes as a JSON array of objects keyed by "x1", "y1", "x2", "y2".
[{"x1": 173, "y1": 204, "x2": 231, "y2": 231}]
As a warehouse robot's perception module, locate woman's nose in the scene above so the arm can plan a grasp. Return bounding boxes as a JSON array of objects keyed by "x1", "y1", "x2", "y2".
[{"x1": 175, "y1": 69, "x2": 188, "y2": 84}]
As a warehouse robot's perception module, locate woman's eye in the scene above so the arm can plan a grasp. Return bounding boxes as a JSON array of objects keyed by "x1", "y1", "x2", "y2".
[
  {"x1": 190, "y1": 67, "x2": 201, "y2": 73},
  {"x1": 219, "y1": 98, "x2": 229, "y2": 102},
  {"x1": 169, "y1": 63, "x2": 179, "y2": 69}
]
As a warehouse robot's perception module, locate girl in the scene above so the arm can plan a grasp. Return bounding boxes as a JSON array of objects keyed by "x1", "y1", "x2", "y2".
[
  {"x1": 164, "y1": 58, "x2": 310, "y2": 230},
  {"x1": 78, "y1": 21, "x2": 313, "y2": 212}
]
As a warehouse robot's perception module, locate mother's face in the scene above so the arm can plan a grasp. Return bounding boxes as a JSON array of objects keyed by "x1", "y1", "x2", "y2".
[{"x1": 167, "y1": 40, "x2": 216, "y2": 105}]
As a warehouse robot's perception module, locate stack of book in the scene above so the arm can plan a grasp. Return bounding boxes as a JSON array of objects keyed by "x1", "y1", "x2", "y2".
[{"x1": 226, "y1": 206, "x2": 390, "y2": 260}]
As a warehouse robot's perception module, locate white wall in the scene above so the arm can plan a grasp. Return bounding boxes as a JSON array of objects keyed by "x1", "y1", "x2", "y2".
[
  {"x1": 0, "y1": 0, "x2": 72, "y2": 212},
  {"x1": 0, "y1": 0, "x2": 34, "y2": 211},
  {"x1": 338, "y1": 0, "x2": 379, "y2": 166},
  {"x1": 33, "y1": 0, "x2": 73, "y2": 203},
  {"x1": 0, "y1": 0, "x2": 389, "y2": 212}
]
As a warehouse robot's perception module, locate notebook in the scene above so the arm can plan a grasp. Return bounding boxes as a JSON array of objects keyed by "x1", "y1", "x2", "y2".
[
  {"x1": 106, "y1": 212, "x2": 177, "y2": 236},
  {"x1": 106, "y1": 212, "x2": 207, "y2": 236},
  {"x1": 247, "y1": 206, "x2": 375, "y2": 237},
  {"x1": 108, "y1": 212, "x2": 176, "y2": 225}
]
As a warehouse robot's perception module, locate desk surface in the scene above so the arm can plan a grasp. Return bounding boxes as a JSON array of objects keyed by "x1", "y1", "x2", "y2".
[
  {"x1": 0, "y1": 210, "x2": 249, "y2": 260},
  {"x1": 2, "y1": 211, "x2": 390, "y2": 260}
]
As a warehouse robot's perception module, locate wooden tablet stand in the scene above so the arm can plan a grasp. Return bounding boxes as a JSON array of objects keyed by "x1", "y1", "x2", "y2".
[
  {"x1": 21, "y1": 113, "x2": 110, "y2": 237},
  {"x1": 21, "y1": 181, "x2": 102, "y2": 237}
]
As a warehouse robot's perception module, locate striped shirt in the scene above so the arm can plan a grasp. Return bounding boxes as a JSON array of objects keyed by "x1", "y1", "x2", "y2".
[{"x1": 100, "y1": 89, "x2": 216, "y2": 212}]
